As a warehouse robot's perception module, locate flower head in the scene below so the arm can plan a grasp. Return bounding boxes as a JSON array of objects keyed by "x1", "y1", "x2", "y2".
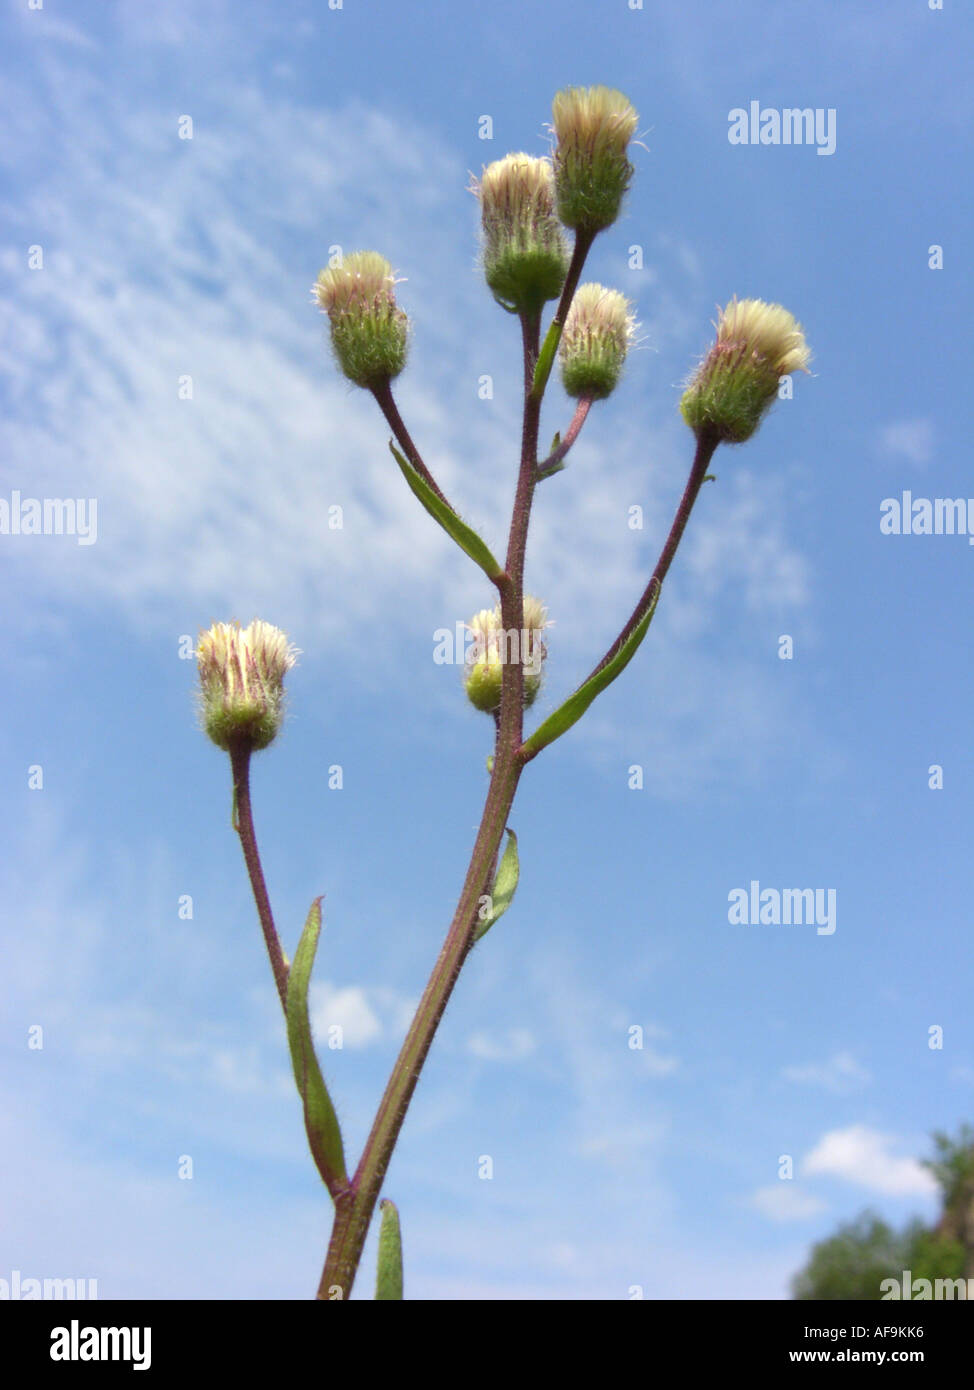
[
  {"x1": 551, "y1": 85, "x2": 639, "y2": 234},
  {"x1": 463, "y1": 597, "x2": 549, "y2": 714},
  {"x1": 680, "y1": 297, "x2": 811, "y2": 444},
  {"x1": 559, "y1": 283, "x2": 636, "y2": 399},
  {"x1": 474, "y1": 154, "x2": 568, "y2": 314},
  {"x1": 314, "y1": 251, "x2": 408, "y2": 388},
  {"x1": 197, "y1": 619, "x2": 298, "y2": 752}
]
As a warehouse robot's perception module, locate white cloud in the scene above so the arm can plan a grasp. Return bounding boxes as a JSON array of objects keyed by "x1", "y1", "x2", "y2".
[
  {"x1": 580, "y1": 1123, "x2": 666, "y2": 1170},
  {"x1": 309, "y1": 983, "x2": 382, "y2": 1048},
  {"x1": 467, "y1": 1027, "x2": 535, "y2": 1061},
  {"x1": 681, "y1": 467, "x2": 810, "y2": 614},
  {"x1": 525, "y1": 952, "x2": 672, "y2": 1189},
  {"x1": 308, "y1": 981, "x2": 415, "y2": 1049},
  {"x1": 877, "y1": 418, "x2": 935, "y2": 466},
  {"x1": 0, "y1": 41, "x2": 826, "y2": 813},
  {"x1": 1, "y1": 49, "x2": 811, "y2": 693},
  {"x1": 802, "y1": 1125, "x2": 937, "y2": 1197},
  {"x1": 750, "y1": 1184, "x2": 826, "y2": 1222},
  {"x1": 21, "y1": 15, "x2": 97, "y2": 48},
  {"x1": 642, "y1": 1048, "x2": 680, "y2": 1077},
  {"x1": 781, "y1": 1051, "x2": 871, "y2": 1094},
  {"x1": 113, "y1": 0, "x2": 233, "y2": 47}
]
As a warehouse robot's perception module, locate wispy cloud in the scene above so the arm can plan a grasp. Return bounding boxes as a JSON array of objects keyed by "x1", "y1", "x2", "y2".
[
  {"x1": 2, "y1": 46, "x2": 811, "y2": 676},
  {"x1": 10, "y1": 7, "x2": 97, "y2": 49},
  {"x1": 0, "y1": 36, "x2": 827, "y2": 817},
  {"x1": 467, "y1": 1027, "x2": 536, "y2": 1062},
  {"x1": 782, "y1": 1051, "x2": 871, "y2": 1095},
  {"x1": 749, "y1": 1184, "x2": 827, "y2": 1222},
  {"x1": 877, "y1": 418, "x2": 935, "y2": 467}
]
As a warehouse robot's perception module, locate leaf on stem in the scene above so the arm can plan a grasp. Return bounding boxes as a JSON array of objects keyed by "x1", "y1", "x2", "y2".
[
  {"x1": 286, "y1": 898, "x2": 348, "y2": 1195},
  {"x1": 531, "y1": 318, "x2": 564, "y2": 400},
  {"x1": 521, "y1": 579, "x2": 661, "y2": 760},
  {"x1": 374, "y1": 1198, "x2": 404, "y2": 1301},
  {"x1": 389, "y1": 441, "x2": 503, "y2": 582},
  {"x1": 536, "y1": 457, "x2": 568, "y2": 483},
  {"x1": 473, "y1": 828, "x2": 519, "y2": 942}
]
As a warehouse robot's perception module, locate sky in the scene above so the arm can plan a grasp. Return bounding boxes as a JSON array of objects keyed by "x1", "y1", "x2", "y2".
[{"x1": 1, "y1": 0, "x2": 973, "y2": 1301}]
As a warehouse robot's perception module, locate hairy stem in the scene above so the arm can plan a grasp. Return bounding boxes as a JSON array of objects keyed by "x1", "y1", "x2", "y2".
[
  {"x1": 537, "y1": 396, "x2": 593, "y2": 479},
  {"x1": 586, "y1": 430, "x2": 718, "y2": 686},
  {"x1": 316, "y1": 745, "x2": 524, "y2": 1299},
  {"x1": 316, "y1": 311, "x2": 545, "y2": 1300},
  {"x1": 531, "y1": 229, "x2": 595, "y2": 402},
  {"x1": 371, "y1": 378, "x2": 452, "y2": 508},
  {"x1": 229, "y1": 743, "x2": 290, "y2": 1014}
]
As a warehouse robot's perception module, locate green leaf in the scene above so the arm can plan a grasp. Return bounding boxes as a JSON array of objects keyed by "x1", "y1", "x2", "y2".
[
  {"x1": 389, "y1": 441, "x2": 503, "y2": 581},
  {"x1": 375, "y1": 1199, "x2": 404, "y2": 1300},
  {"x1": 521, "y1": 579, "x2": 662, "y2": 760},
  {"x1": 532, "y1": 317, "x2": 563, "y2": 400},
  {"x1": 537, "y1": 428, "x2": 567, "y2": 482},
  {"x1": 537, "y1": 456, "x2": 567, "y2": 482},
  {"x1": 286, "y1": 898, "x2": 348, "y2": 1193},
  {"x1": 473, "y1": 829, "x2": 519, "y2": 942}
]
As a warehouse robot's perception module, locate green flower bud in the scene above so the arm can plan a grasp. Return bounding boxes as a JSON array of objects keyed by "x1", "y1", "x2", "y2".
[
  {"x1": 464, "y1": 607, "x2": 504, "y2": 713},
  {"x1": 197, "y1": 619, "x2": 298, "y2": 752},
  {"x1": 474, "y1": 154, "x2": 568, "y2": 315},
  {"x1": 680, "y1": 297, "x2": 811, "y2": 444},
  {"x1": 551, "y1": 85, "x2": 639, "y2": 235},
  {"x1": 464, "y1": 598, "x2": 549, "y2": 714},
  {"x1": 314, "y1": 251, "x2": 408, "y2": 389},
  {"x1": 559, "y1": 283, "x2": 635, "y2": 399}
]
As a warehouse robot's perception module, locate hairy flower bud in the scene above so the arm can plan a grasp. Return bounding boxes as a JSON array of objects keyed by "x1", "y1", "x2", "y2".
[
  {"x1": 314, "y1": 251, "x2": 408, "y2": 388},
  {"x1": 680, "y1": 297, "x2": 811, "y2": 444},
  {"x1": 559, "y1": 283, "x2": 635, "y2": 399},
  {"x1": 551, "y1": 85, "x2": 639, "y2": 235},
  {"x1": 475, "y1": 154, "x2": 568, "y2": 315},
  {"x1": 464, "y1": 598, "x2": 549, "y2": 714},
  {"x1": 197, "y1": 619, "x2": 298, "y2": 752}
]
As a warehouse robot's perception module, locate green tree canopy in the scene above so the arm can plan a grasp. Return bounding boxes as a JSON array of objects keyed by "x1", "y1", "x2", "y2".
[{"x1": 792, "y1": 1125, "x2": 972, "y2": 1300}]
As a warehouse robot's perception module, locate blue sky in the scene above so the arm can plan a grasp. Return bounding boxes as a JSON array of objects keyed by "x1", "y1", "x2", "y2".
[{"x1": 2, "y1": 0, "x2": 972, "y2": 1299}]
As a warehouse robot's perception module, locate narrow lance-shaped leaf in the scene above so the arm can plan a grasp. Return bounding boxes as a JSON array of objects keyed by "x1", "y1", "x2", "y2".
[
  {"x1": 389, "y1": 441, "x2": 504, "y2": 582},
  {"x1": 473, "y1": 828, "x2": 519, "y2": 942},
  {"x1": 374, "y1": 1198, "x2": 404, "y2": 1301},
  {"x1": 521, "y1": 579, "x2": 661, "y2": 761},
  {"x1": 532, "y1": 316, "x2": 564, "y2": 400},
  {"x1": 286, "y1": 898, "x2": 348, "y2": 1195}
]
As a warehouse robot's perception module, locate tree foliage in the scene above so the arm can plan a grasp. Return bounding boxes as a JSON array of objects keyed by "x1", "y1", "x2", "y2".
[{"x1": 791, "y1": 1126, "x2": 972, "y2": 1300}]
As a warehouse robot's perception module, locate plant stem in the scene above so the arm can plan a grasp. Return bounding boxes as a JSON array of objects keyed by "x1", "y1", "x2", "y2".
[
  {"x1": 316, "y1": 742, "x2": 524, "y2": 1299},
  {"x1": 585, "y1": 430, "x2": 718, "y2": 685},
  {"x1": 229, "y1": 743, "x2": 290, "y2": 1014},
  {"x1": 371, "y1": 378, "x2": 452, "y2": 509},
  {"x1": 316, "y1": 310, "x2": 545, "y2": 1300},
  {"x1": 498, "y1": 308, "x2": 542, "y2": 655},
  {"x1": 531, "y1": 229, "x2": 595, "y2": 402},
  {"x1": 537, "y1": 396, "x2": 593, "y2": 479}
]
